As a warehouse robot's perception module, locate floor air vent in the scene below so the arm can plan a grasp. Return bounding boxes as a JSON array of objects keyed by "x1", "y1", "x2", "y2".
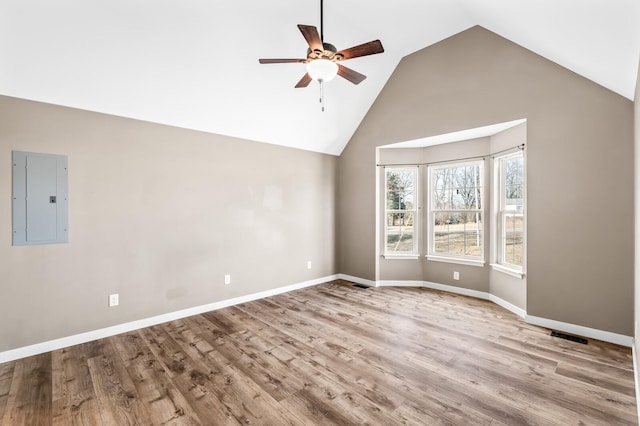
[
  {"x1": 550, "y1": 331, "x2": 588, "y2": 345},
  {"x1": 352, "y1": 284, "x2": 369, "y2": 289}
]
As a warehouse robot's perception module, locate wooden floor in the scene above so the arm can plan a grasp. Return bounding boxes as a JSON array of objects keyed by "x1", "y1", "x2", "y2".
[{"x1": 0, "y1": 280, "x2": 637, "y2": 425}]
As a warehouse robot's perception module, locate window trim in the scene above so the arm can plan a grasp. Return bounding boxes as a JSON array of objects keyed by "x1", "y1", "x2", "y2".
[
  {"x1": 427, "y1": 255, "x2": 485, "y2": 267},
  {"x1": 383, "y1": 166, "x2": 419, "y2": 256},
  {"x1": 427, "y1": 160, "x2": 485, "y2": 263},
  {"x1": 384, "y1": 254, "x2": 421, "y2": 260},
  {"x1": 493, "y1": 150, "x2": 525, "y2": 276},
  {"x1": 490, "y1": 263, "x2": 525, "y2": 279}
]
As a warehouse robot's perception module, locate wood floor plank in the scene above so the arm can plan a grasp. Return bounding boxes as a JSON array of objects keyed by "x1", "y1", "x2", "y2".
[
  {"x1": 497, "y1": 334, "x2": 634, "y2": 372},
  {"x1": 86, "y1": 340, "x2": 154, "y2": 425},
  {"x1": 555, "y1": 361, "x2": 636, "y2": 397},
  {"x1": 1, "y1": 353, "x2": 51, "y2": 426},
  {"x1": 0, "y1": 363, "x2": 13, "y2": 384},
  {"x1": 276, "y1": 355, "x2": 404, "y2": 426},
  {"x1": 0, "y1": 363, "x2": 14, "y2": 422},
  {"x1": 201, "y1": 328, "x2": 304, "y2": 402},
  {"x1": 202, "y1": 349, "x2": 306, "y2": 425},
  {"x1": 247, "y1": 298, "x2": 369, "y2": 355},
  {"x1": 238, "y1": 300, "x2": 361, "y2": 362},
  {"x1": 0, "y1": 280, "x2": 636, "y2": 425},
  {"x1": 165, "y1": 316, "x2": 304, "y2": 404},
  {"x1": 392, "y1": 397, "x2": 493, "y2": 426},
  {"x1": 138, "y1": 324, "x2": 242, "y2": 425},
  {"x1": 281, "y1": 288, "x2": 471, "y2": 363},
  {"x1": 270, "y1": 335, "x2": 407, "y2": 412},
  {"x1": 112, "y1": 331, "x2": 202, "y2": 425},
  {"x1": 359, "y1": 346, "x2": 549, "y2": 425},
  {"x1": 51, "y1": 344, "x2": 103, "y2": 426},
  {"x1": 0, "y1": 382, "x2": 10, "y2": 423},
  {"x1": 448, "y1": 350, "x2": 636, "y2": 425}
]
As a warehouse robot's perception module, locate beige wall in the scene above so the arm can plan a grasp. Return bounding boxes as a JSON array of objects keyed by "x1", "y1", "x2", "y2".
[
  {"x1": 0, "y1": 95, "x2": 337, "y2": 352},
  {"x1": 338, "y1": 26, "x2": 634, "y2": 335}
]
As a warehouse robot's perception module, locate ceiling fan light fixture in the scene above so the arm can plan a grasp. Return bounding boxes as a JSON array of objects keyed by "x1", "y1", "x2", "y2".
[{"x1": 306, "y1": 59, "x2": 338, "y2": 82}]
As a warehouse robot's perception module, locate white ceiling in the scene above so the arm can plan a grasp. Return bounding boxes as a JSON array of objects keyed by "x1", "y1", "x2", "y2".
[{"x1": 1, "y1": 0, "x2": 638, "y2": 155}]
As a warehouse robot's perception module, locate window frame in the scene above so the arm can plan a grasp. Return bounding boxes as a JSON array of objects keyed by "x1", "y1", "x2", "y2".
[
  {"x1": 426, "y1": 160, "x2": 485, "y2": 265},
  {"x1": 492, "y1": 150, "x2": 525, "y2": 277},
  {"x1": 383, "y1": 166, "x2": 419, "y2": 257}
]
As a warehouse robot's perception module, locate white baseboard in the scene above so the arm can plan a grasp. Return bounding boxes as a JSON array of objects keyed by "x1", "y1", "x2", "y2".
[
  {"x1": 336, "y1": 273, "x2": 376, "y2": 287},
  {"x1": 0, "y1": 274, "x2": 336, "y2": 364},
  {"x1": 343, "y1": 276, "x2": 632, "y2": 347},
  {"x1": 525, "y1": 315, "x2": 633, "y2": 347},
  {"x1": 377, "y1": 279, "x2": 526, "y2": 319},
  {"x1": 488, "y1": 294, "x2": 527, "y2": 318},
  {"x1": 377, "y1": 280, "x2": 425, "y2": 287},
  {"x1": 421, "y1": 280, "x2": 491, "y2": 301}
]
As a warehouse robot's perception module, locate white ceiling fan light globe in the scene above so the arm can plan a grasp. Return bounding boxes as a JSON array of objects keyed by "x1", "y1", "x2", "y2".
[{"x1": 307, "y1": 59, "x2": 339, "y2": 82}]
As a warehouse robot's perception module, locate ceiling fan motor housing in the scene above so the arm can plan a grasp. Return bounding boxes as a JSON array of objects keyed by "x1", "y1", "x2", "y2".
[{"x1": 307, "y1": 42, "x2": 343, "y2": 62}]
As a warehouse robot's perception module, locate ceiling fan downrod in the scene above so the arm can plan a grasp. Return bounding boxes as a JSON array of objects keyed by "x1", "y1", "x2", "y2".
[
  {"x1": 320, "y1": 0, "x2": 324, "y2": 42},
  {"x1": 319, "y1": 0, "x2": 326, "y2": 112}
]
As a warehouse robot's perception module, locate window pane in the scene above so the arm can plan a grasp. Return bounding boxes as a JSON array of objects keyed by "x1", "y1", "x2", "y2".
[
  {"x1": 451, "y1": 189, "x2": 467, "y2": 209},
  {"x1": 464, "y1": 232, "x2": 483, "y2": 256},
  {"x1": 432, "y1": 164, "x2": 482, "y2": 211},
  {"x1": 403, "y1": 191, "x2": 415, "y2": 210},
  {"x1": 386, "y1": 212, "x2": 415, "y2": 252},
  {"x1": 387, "y1": 190, "x2": 400, "y2": 210},
  {"x1": 503, "y1": 214, "x2": 523, "y2": 266},
  {"x1": 433, "y1": 212, "x2": 451, "y2": 254},
  {"x1": 504, "y1": 156, "x2": 523, "y2": 210},
  {"x1": 433, "y1": 211, "x2": 482, "y2": 257},
  {"x1": 433, "y1": 188, "x2": 452, "y2": 209},
  {"x1": 463, "y1": 212, "x2": 483, "y2": 256},
  {"x1": 386, "y1": 169, "x2": 415, "y2": 211}
]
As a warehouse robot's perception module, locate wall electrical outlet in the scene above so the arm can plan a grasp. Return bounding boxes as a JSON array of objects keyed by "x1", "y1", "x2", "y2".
[
  {"x1": 307, "y1": 261, "x2": 312, "y2": 269},
  {"x1": 224, "y1": 274, "x2": 231, "y2": 285},
  {"x1": 453, "y1": 271, "x2": 460, "y2": 280},
  {"x1": 109, "y1": 293, "x2": 119, "y2": 307}
]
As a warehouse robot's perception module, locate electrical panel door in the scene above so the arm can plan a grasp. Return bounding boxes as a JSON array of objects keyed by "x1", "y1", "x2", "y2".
[{"x1": 12, "y1": 151, "x2": 68, "y2": 245}]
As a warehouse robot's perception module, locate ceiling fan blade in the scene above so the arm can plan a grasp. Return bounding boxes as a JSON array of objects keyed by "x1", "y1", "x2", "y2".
[
  {"x1": 259, "y1": 58, "x2": 306, "y2": 64},
  {"x1": 295, "y1": 73, "x2": 313, "y2": 88},
  {"x1": 297, "y1": 25, "x2": 323, "y2": 52},
  {"x1": 336, "y1": 40, "x2": 384, "y2": 60},
  {"x1": 337, "y1": 64, "x2": 366, "y2": 85}
]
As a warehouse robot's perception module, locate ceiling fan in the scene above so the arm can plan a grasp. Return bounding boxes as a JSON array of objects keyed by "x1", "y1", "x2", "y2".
[{"x1": 258, "y1": 0, "x2": 384, "y2": 92}]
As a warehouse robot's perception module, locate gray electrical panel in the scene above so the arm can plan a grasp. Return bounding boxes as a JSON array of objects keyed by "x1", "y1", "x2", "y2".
[{"x1": 12, "y1": 151, "x2": 68, "y2": 246}]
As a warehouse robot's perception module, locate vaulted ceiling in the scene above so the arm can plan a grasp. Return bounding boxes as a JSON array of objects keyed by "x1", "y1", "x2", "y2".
[{"x1": 1, "y1": 0, "x2": 638, "y2": 155}]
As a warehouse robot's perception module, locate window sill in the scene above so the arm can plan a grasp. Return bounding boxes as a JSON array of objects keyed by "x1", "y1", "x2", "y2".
[
  {"x1": 490, "y1": 263, "x2": 525, "y2": 279},
  {"x1": 383, "y1": 253, "x2": 420, "y2": 260},
  {"x1": 426, "y1": 255, "x2": 485, "y2": 267}
]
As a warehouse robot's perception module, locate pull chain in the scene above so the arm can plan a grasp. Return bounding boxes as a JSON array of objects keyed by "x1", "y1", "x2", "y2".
[{"x1": 319, "y1": 81, "x2": 325, "y2": 112}]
